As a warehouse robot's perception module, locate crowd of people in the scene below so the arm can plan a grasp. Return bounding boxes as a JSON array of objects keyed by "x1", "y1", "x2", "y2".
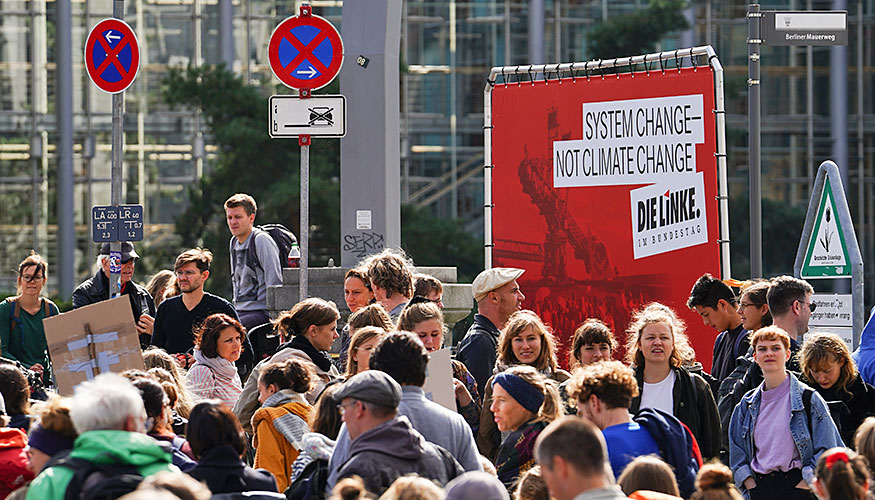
[{"x1": 3, "y1": 192, "x2": 875, "y2": 500}]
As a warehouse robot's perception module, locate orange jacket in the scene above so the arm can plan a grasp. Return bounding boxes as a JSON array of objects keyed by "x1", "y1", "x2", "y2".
[{"x1": 252, "y1": 400, "x2": 311, "y2": 492}]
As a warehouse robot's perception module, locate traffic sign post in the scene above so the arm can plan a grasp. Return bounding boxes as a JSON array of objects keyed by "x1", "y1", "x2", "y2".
[
  {"x1": 85, "y1": 4, "x2": 141, "y2": 299},
  {"x1": 794, "y1": 160, "x2": 864, "y2": 347},
  {"x1": 268, "y1": 3, "x2": 344, "y2": 302}
]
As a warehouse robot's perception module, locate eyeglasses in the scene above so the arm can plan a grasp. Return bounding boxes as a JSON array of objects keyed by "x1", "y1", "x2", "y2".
[
  {"x1": 336, "y1": 401, "x2": 357, "y2": 416},
  {"x1": 738, "y1": 302, "x2": 756, "y2": 309},
  {"x1": 797, "y1": 299, "x2": 817, "y2": 312},
  {"x1": 20, "y1": 273, "x2": 44, "y2": 282}
]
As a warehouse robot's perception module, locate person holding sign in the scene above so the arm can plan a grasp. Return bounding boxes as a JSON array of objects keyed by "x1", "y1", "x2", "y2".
[
  {"x1": 0, "y1": 253, "x2": 58, "y2": 385},
  {"x1": 187, "y1": 313, "x2": 245, "y2": 409}
]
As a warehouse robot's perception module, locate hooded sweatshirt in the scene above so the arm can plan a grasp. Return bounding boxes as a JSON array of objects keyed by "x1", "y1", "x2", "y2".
[
  {"x1": 336, "y1": 416, "x2": 463, "y2": 495},
  {"x1": 0, "y1": 427, "x2": 34, "y2": 499},
  {"x1": 25, "y1": 430, "x2": 176, "y2": 500},
  {"x1": 251, "y1": 389, "x2": 311, "y2": 491}
]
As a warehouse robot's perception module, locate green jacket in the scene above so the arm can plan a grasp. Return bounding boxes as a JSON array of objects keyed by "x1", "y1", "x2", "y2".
[
  {"x1": 0, "y1": 298, "x2": 58, "y2": 383},
  {"x1": 25, "y1": 430, "x2": 176, "y2": 500}
]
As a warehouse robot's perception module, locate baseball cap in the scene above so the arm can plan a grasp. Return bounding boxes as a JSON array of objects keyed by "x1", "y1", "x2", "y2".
[
  {"x1": 99, "y1": 241, "x2": 139, "y2": 262},
  {"x1": 335, "y1": 370, "x2": 402, "y2": 409},
  {"x1": 472, "y1": 267, "x2": 524, "y2": 302}
]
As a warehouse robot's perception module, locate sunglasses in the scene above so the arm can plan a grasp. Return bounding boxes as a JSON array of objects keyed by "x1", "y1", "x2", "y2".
[{"x1": 797, "y1": 299, "x2": 817, "y2": 312}]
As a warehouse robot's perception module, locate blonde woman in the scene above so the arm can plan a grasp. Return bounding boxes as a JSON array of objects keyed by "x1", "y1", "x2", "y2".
[
  {"x1": 344, "y1": 326, "x2": 385, "y2": 378},
  {"x1": 143, "y1": 347, "x2": 195, "y2": 418},
  {"x1": 477, "y1": 310, "x2": 570, "y2": 460},
  {"x1": 626, "y1": 302, "x2": 721, "y2": 460}
]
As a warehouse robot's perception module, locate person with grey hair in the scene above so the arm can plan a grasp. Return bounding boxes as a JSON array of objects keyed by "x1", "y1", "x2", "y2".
[
  {"x1": 72, "y1": 242, "x2": 156, "y2": 348},
  {"x1": 330, "y1": 370, "x2": 463, "y2": 495},
  {"x1": 25, "y1": 373, "x2": 176, "y2": 500}
]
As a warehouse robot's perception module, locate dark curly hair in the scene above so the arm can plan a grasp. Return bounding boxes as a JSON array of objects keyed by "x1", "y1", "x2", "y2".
[
  {"x1": 368, "y1": 332, "x2": 428, "y2": 387},
  {"x1": 194, "y1": 313, "x2": 247, "y2": 359}
]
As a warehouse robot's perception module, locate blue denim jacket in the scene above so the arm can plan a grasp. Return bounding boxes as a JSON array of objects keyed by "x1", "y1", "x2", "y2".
[{"x1": 728, "y1": 372, "x2": 843, "y2": 492}]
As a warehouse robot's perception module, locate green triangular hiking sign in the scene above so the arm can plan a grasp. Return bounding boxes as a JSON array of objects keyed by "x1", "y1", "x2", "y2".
[{"x1": 801, "y1": 176, "x2": 852, "y2": 278}]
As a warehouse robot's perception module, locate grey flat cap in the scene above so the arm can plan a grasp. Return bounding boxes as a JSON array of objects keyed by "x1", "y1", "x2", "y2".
[
  {"x1": 335, "y1": 370, "x2": 402, "y2": 409},
  {"x1": 445, "y1": 472, "x2": 510, "y2": 500}
]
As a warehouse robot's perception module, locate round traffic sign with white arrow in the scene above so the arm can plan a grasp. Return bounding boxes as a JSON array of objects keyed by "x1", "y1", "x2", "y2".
[{"x1": 267, "y1": 9, "x2": 344, "y2": 91}]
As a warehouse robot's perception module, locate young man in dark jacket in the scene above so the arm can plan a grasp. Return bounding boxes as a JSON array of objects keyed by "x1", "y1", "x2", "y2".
[{"x1": 333, "y1": 370, "x2": 463, "y2": 495}]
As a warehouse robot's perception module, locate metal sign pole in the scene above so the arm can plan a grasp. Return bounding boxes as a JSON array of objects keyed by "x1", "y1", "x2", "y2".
[
  {"x1": 748, "y1": 3, "x2": 763, "y2": 278},
  {"x1": 110, "y1": 0, "x2": 124, "y2": 299},
  {"x1": 299, "y1": 89, "x2": 311, "y2": 301}
]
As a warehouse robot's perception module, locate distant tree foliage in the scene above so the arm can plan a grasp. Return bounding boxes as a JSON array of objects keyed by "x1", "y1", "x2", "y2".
[{"x1": 587, "y1": 0, "x2": 691, "y2": 60}]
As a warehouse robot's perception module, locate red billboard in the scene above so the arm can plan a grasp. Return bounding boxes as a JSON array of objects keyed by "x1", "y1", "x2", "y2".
[{"x1": 489, "y1": 67, "x2": 724, "y2": 371}]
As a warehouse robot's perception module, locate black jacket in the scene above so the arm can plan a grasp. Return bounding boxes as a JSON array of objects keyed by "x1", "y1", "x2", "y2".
[
  {"x1": 72, "y1": 270, "x2": 156, "y2": 347},
  {"x1": 631, "y1": 365, "x2": 721, "y2": 461},
  {"x1": 457, "y1": 314, "x2": 502, "y2": 397},
  {"x1": 804, "y1": 374, "x2": 875, "y2": 446},
  {"x1": 187, "y1": 445, "x2": 277, "y2": 494},
  {"x1": 337, "y1": 417, "x2": 463, "y2": 495}
]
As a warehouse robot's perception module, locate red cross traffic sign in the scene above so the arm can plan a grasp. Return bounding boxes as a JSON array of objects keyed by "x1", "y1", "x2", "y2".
[
  {"x1": 268, "y1": 10, "x2": 344, "y2": 91},
  {"x1": 85, "y1": 18, "x2": 140, "y2": 94}
]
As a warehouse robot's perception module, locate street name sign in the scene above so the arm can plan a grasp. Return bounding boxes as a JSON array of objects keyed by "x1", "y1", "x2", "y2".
[
  {"x1": 84, "y1": 18, "x2": 140, "y2": 93},
  {"x1": 269, "y1": 95, "x2": 346, "y2": 138},
  {"x1": 267, "y1": 12, "x2": 344, "y2": 90},
  {"x1": 763, "y1": 10, "x2": 848, "y2": 46}
]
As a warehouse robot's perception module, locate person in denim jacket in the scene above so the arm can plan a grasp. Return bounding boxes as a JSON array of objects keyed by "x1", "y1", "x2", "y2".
[{"x1": 729, "y1": 326, "x2": 843, "y2": 500}]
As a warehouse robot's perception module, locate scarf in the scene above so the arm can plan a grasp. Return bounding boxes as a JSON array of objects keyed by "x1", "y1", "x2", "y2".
[
  {"x1": 193, "y1": 349, "x2": 238, "y2": 380},
  {"x1": 288, "y1": 335, "x2": 334, "y2": 373}
]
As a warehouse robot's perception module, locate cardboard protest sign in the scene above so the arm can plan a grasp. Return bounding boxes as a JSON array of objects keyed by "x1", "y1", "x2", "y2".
[
  {"x1": 423, "y1": 348, "x2": 455, "y2": 411},
  {"x1": 43, "y1": 296, "x2": 144, "y2": 395}
]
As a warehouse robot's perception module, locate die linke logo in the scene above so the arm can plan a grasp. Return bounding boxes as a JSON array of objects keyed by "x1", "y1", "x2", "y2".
[
  {"x1": 637, "y1": 185, "x2": 701, "y2": 232},
  {"x1": 629, "y1": 172, "x2": 708, "y2": 260}
]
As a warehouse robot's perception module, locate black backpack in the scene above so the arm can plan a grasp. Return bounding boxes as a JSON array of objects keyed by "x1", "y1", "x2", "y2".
[
  {"x1": 253, "y1": 224, "x2": 297, "y2": 270},
  {"x1": 50, "y1": 454, "x2": 145, "y2": 500},
  {"x1": 285, "y1": 458, "x2": 329, "y2": 500}
]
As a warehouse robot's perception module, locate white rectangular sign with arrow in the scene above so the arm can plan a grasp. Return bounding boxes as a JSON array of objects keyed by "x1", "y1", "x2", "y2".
[{"x1": 269, "y1": 95, "x2": 346, "y2": 138}]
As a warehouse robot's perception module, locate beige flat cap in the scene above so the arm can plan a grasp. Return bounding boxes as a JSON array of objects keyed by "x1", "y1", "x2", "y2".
[{"x1": 472, "y1": 267, "x2": 525, "y2": 302}]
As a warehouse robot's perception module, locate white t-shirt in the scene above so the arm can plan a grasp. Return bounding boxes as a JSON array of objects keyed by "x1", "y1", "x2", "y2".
[{"x1": 640, "y1": 369, "x2": 676, "y2": 414}]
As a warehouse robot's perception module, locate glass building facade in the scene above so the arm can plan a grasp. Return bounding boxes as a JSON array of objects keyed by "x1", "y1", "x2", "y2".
[{"x1": 0, "y1": 0, "x2": 873, "y2": 300}]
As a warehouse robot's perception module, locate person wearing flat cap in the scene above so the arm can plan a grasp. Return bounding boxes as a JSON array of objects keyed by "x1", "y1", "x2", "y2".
[
  {"x1": 457, "y1": 267, "x2": 526, "y2": 396},
  {"x1": 72, "y1": 242, "x2": 156, "y2": 347},
  {"x1": 331, "y1": 370, "x2": 463, "y2": 495}
]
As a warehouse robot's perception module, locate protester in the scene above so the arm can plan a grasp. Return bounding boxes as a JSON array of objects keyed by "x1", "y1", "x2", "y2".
[
  {"x1": 396, "y1": 298, "x2": 480, "y2": 428},
  {"x1": 225, "y1": 193, "x2": 282, "y2": 332},
  {"x1": 347, "y1": 303, "x2": 394, "y2": 337},
  {"x1": 691, "y1": 463, "x2": 744, "y2": 500},
  {"x1": 737, "y1": 281, "x2": 772, "y2": 331},
  {"x1": 445, "y1": 471, "x2": 511, "y2": 500},
  {"x1": 729, "y1": 326, "x2": 843, "y2": 499},
  {"x1": 146, "y1": 270, "x2": 178, "y2": 309},
  {"x1": 124, "y1": 470, "x2": 212, "y2": 500},
  {"x1": 151, "y1": 248, "x2": 240, "y2": 359},
  {"x1": 365, "y1": 248, "x2": 415, "y2": 320},
  {"x1": 150, "y1": 371, "x2": 189, "y2": 436},
  {"x1": 626, "y1": 303, "x2": 721, "y2": 460},
  {"x1": 72, "y1": 242, "x2": 156, "y2": 347},
  {"x1": 337, "y1": 267, "x2": 376, "y2": 369},
  {"x1": 413, "y1": 273, "x2": 443, "y2": 307},
  {"x1": 687, "y1": 274, "x2": 746, "y2": 385},
  {"x1": 186, "y1": 313, "x2": 245, "y2": 408},
  {"x1": 568, "y1": 360, "x2": 699, "y2": 495},
  {"x1": 369, "y1": 331, "x2": 481, "y2": 471},
  {"x1": 378, "y1": 475, "x2": 444, "y2": 500},
  {"x1": 812, "y1": 447, "x2": 870, "y2": 500},
  {"x1": 559, "y1": 318, "x2": 617, "y2": 414},
  {"x1": 478, "y1": 310, "x2": 570, "y2": 460},
  {"x1": 0, "y1": 365, "x2": 31, "y2": 431},
  {"x1": 0, "y1": 400, "x2": 33, "y2": 499},
  {"x1": 515, "y1": 465, "x2": 549, "y2": 500},
  {"x1": 143, "y1": 347, "x2": 195, "y2": 418},
  {"x1": 0, "y1": 253, "x2": 58, "y2": 385},
  {"x1": 617, "y1": 456, "x2": 682, "y2": 499},
  {"x1": 186, "y1": 401, "x2": 278, "y2": 494},
  {"x1": 288, "y1": 384, "x2": 342, "y2": 487},
  {"x1": 344, "y1": 327, "x2": 385, "y2": 378},
  {"x1": 25, "y1": 396, "x2": 77, "y2": 475},
  {"x1": 458, "y1": 267, "x2": 526, "y2": 396},
  {"x1": 133, "y1": 377, "x2": 196, "y2": 472},
  {"x1": 799, "y1": 332, "x2": 875, "y2": 446},
  {"x1": 252, "y1": 358, "x2": 314, "y2": 491},
  {"x1": 328, "y1": 476, "x2": 374, "y2": 500},
  {"x1": 490, "y1": 365, "x2": 563, "y2": 489},
  {"x1": 331, "y1": 370, "x2": 463, "y2": 494},
  {"x1": 853, "y1": 417, "x2": 875, "y2": 479},
  {"x1": 26, "y1": 373, "x2": 175, "y2": 500},
  {"x1": 534, "y1": 416, "x2": 629, "y2": 500}
]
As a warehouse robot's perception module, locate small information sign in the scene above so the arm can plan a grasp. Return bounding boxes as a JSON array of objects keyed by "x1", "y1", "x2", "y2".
[
  {"x1": 763, "y1": 10, "x2": 848, "y2": 46},
  {"x1": 92, "y1": 206, "x2": 118, "y2": 243},
  {"x1": 118, "y1": 204, "x2": 144, "y2": 241}
]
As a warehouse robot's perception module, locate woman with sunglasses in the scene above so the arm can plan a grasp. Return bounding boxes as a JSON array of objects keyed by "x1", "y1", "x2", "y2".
[{"x1": 0, "y1": 253, "x2": 58, "y2": 385}]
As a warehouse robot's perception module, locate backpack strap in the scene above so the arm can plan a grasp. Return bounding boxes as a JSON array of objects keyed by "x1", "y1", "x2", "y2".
[{"x1": 802, "y1": 386, "x2": 814, "y2": 433}]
